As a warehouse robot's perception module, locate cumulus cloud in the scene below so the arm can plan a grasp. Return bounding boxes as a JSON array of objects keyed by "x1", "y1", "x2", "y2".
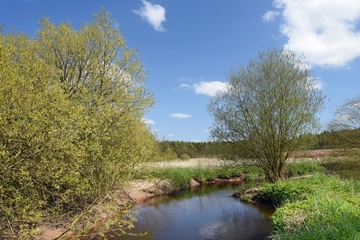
[
  {"x1": 180, "y1": 80, "x2": 227, "y2": 96},
  {"x1": 168, "y1": 134, "x2": 174, "y2": 137},
  {"x1": 267, "y1": 0, "x2": 360, "y2": 67},
  {"x1": 170, "y1": 113, "x2": 192, "y2": 119},
  {"x1": 262, "y1": 10, "x2": 280, "y2": 22},
  {"x1": 132, "y1": 0, "x2": 166, "y2": 32},
  {"x1": 194, "y1": 81, "x2": 227, "y2": 96}
]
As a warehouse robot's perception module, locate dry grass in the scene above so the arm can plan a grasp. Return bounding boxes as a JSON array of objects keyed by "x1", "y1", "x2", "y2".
[
  {"x1": 149, "y1": 150, "x2": 341, "y2": 168},
  {"x1": 148, "y1": 158, "x2": 223, "y2": 168}
]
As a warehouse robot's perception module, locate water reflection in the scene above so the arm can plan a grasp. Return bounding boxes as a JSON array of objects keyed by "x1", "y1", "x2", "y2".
[{"x1": 113, "y1": 182, "x2": 275, "y2": 240}]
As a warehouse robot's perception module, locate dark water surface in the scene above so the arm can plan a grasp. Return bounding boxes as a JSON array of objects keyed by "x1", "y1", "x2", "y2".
[{"x1": 114, "y1": 182, "x2": 275, "y2": 240}]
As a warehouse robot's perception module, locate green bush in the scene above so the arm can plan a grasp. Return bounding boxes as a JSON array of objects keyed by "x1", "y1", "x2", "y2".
[{"x1": 0, "y1": 10, "x2": 156, "y2": 238}]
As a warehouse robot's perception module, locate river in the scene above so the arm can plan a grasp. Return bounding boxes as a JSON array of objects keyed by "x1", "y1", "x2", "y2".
[{"x1": 112, "y1": 182, "x2": 275, "y2": 240}]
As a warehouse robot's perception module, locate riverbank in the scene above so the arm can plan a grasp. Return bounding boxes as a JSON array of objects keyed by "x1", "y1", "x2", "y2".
[
  {"x1": 35, "y1": 152, "x2": 339, "y2": 239},
  {"x1": 35, "y1": 162, "x2": 248, "y2": 239},
  {"x1": 236, "y1": 174, "x2": 360, "y2": 239}
]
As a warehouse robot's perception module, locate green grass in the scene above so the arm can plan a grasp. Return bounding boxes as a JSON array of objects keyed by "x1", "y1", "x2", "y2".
[
  {"x1": 285, "y1": 162, "x2": 326, "y2": 178},
  {"x1": 141, "y1": 162, "x2": 326, "y2": 189},
  {"x1": 257, "y1": 175, "x2": 360, "y2": 240},
  {"x1": 142, "y1": 164, "x2": 264, "y2": 188},
  {"x1": 320, "y1": 157, "x2": 360, "y2": 180}
]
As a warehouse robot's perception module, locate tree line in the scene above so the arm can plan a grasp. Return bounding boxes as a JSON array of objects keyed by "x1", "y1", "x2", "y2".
[{"x1": 156, "y1": 129, "x2": 360, "y2": 160}]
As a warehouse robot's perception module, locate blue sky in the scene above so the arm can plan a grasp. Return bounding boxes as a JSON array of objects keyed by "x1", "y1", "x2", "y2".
[{"x1": 1, "y1": 0, "x2": 360, "y2": 142}]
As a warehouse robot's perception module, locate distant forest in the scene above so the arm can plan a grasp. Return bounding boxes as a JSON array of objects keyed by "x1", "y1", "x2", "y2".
[{"x1": 156, "y1": 129, "x2": 360, "y2": 160}]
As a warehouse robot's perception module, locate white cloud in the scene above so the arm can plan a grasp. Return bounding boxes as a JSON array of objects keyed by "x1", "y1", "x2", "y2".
[
  {"x1": 194, "y1": 81, "x2": 227, "y2": 96},
  {"x1": 262, "y1": 10, "x2": 280, "y2": 22},
  {"x1": 132, "y1": 0, "x2": 166, "y2": 32},
  {"x1": 178, "y1": 77, "x2": 227, "y2": 96},
  {"x1": 168, "y1": 134, "x2": 174, "y2": 137},
  {"x1": 170, "y1": 113, "x2": 192, "y2": 119},
  {"x1": 268, "y1": 0, "x2": 360, "y2": 67},
  {"x1": 313, "y1": 79, "x2": 326, "y2": 90},
  {"x1": 179, "y1": 83, "x2": 191, "y2": 89}
]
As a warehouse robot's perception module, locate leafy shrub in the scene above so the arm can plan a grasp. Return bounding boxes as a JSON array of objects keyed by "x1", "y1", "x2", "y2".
[{"x1": 0, "y1": 10, "x2": 156, "y2": 238}]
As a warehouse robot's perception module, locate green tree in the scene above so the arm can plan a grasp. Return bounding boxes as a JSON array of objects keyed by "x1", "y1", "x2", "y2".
[
  {"x1": 207, "y1": 49, "x2": 325, "y2": 182},
  {"x1": 0, "y1": 10, "x2": 156, "y2": 239}
]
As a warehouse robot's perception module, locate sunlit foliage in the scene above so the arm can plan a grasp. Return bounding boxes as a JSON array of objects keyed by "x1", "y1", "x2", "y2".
[{"x1": 0, "y1": 10, "x2": 156, "y2": 238}]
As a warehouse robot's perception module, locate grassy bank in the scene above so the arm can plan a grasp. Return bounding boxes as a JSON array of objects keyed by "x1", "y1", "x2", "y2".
[
  {"x1": 143, "y1": 166, "x2": 252, "y2": 188},
  {"x1": 230, "y1": 157, "x2": 360, "y2": 239},
  {"x1": 242, "y1": 174, "x2": 360, "y2": 239},
  {"x1": 136, "y1": 160, "x2": 325, "y2": 189}
]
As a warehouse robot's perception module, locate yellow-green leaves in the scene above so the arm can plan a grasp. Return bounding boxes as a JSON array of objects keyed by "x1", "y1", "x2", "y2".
[{"x1": 0, "y1": 9, "x2": 156, "y2": 239}]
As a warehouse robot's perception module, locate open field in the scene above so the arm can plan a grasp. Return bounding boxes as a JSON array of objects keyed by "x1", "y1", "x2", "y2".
[
  {"x1": 148, "y1": 158, "x2": 223, "y2": 168},
  {"x1": 148, "y1": 149, "x2": 355, "y2": 168}
]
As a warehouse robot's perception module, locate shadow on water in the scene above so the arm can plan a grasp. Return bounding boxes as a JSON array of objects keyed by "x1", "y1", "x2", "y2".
[{"x1": 111, "y1": 181, "x2": 275, "y2": 240}]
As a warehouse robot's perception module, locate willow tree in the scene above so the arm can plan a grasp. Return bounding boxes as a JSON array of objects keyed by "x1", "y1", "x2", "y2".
[
  {"x1": 327, "y1": 95, "x2": 360, "y2": 150},
  {"x1": 0, "y1": 10, "x2": 156, "y2": 239},
  {"x1": 208, "y1": 49, "x2": 325, "y2": 182},
  {"x1": 35, "y1": 10, "x2": 156, "y2": 192}
]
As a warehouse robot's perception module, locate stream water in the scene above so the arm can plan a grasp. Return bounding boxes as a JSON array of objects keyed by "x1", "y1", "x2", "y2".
[{"x1": 113, "y1": 182, "x2": 275, "y2": 240}]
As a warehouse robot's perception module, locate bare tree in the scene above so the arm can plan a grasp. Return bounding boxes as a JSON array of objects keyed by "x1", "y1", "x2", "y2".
[{"x1": 328, "y1": 95, "x2": 360, "y2": 149}]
